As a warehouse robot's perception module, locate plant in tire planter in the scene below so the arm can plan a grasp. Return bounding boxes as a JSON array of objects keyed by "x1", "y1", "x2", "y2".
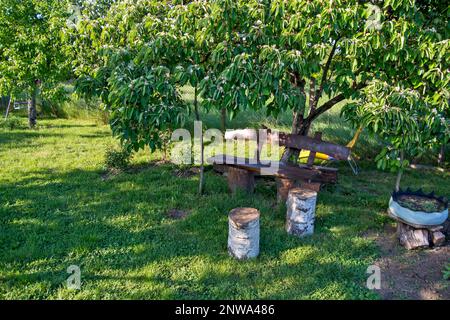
[
  {"x1": 343, "y1": 78, "x2": 449, "y2": 227},
  {"x1": 389, "y1": 188, "x2": 448, "y2": 227}
]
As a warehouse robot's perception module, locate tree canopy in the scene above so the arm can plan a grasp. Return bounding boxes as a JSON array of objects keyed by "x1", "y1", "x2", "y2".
[
  {"x1": 69, "y1": 0, "x2": 448, "y2": 167},
  {"x1": 0, "y1": 0, "x2": 72, "y2": 126}
]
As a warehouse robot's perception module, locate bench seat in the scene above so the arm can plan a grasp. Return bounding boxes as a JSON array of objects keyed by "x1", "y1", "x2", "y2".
[{"x1": 207, "y1": 155, "x2": 337, "y2": 184}]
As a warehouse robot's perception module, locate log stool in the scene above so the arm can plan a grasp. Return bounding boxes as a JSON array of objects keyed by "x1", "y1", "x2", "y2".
[
  {"x1": 228, "y1": 207, "x2": 260, "y2": 259},
  {"x1": 286, "y1": 188, "x2": 317, "y2": 237}
]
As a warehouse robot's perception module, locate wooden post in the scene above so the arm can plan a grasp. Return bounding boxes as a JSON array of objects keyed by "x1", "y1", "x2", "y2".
[
  {"x1": 276, "y1": 177, "x2": 297, "y2": 203},
  {"x1": 286, "y1": 188, "x2": 317, "y2": 237},
  {"x1": 306, "y1": 132, "x2": 322, "y2": 166},
  {"x1": 227, "y1": 167, "x2": 255, "y2": 194},
  {"x1": 301, "y1": 181, "x2": 321, "y2": 192},
  {"x1": 228, "y1": 208, "x2": 260, "y2": 259}
]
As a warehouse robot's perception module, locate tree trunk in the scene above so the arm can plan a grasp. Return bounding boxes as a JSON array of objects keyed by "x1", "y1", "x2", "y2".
[
  {"x1": 28, "y1": 85, "x2": 38, "y2": 128},
  {"x1": 438, "y1": 143, "x2": 445, "y2": 166},
  {"x1": 281, "y1": 79, "x2": 312, "y2": 164},
  {"x1": 280, "y1": 111, "x2": 311, "y2": 163},
  {"x1": 220, "y1": 108, "x2": 226, "y2": 132},
  {"x1": 194, "y1": 85, "x2": 205, "y2": 195},
  {"x1": 395, "y1": 150, "x2": 404, "y2": 192},
  {"x1": 4, "y1": 96, "x2": 12, "y2": 119}
]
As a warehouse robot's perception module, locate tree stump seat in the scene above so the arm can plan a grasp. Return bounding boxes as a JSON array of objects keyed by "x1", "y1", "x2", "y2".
[
  {"x1": 228, "y1": 207, "x2": 260, "y2": 260},
  {"x1": 286, "y1": 188, "x2": 317, "y2": 237}
]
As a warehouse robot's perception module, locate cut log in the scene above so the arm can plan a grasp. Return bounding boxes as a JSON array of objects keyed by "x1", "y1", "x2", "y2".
[
  {"x1": 431, "y1": 231, "x2": 445, "y2": 247},
  {"x1": 276, "y1": 131, "x2": 351, "y2": 161},
  {"x1": 396, "y1": 221, "x2": 414, "y2": 238},
  {"x1": 228, "y1": 208, "x2": 260, "y2": 259},
  {"x1": 442, "y1": 219, "x2": 450, "y2": 237},
  {"x1": 276, "y1": 177, "x2": 297, "y2": 204},
  {"x1": 286, "y1": 188, "x2": 317, "y2": 237},
  {"x1": 227, "y1": 166, "x2": 255, "y2": 194},
  {"x1": 398, "y1": 222, "x2": 429, "y2": 250}
]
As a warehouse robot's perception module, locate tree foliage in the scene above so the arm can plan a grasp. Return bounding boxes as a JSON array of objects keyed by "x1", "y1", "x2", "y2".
[
  {"x1": 0, "y1": 0, "x2": 71, "y2": 100},
  {"x1": 71, "y1": 0, "x2": 449, "y2": 168}
]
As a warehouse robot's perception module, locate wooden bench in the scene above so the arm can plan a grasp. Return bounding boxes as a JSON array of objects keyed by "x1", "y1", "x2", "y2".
[{"x1": 207, "y1": 128, "x2": 351, "y2": 201}]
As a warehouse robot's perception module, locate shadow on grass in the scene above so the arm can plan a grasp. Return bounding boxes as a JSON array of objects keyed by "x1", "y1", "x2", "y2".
[
  {"x1": 0, "y1": 131, "x2": 67, "y2": 149},
  {"x1": 0, "y1": 159, "x2": 391, "y2": 299}
]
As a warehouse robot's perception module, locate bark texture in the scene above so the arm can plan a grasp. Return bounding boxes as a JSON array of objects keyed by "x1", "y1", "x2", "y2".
[
  {"x1": 397, "y1": 222, "x2": 429, "y2": 250},
  {"x1": 28, "y1": 85, "x2": 38, "y2": 128},
  {"x1": 286, "y1": 188, "x2": 317, "y2": 237},
  {"x1": 431, "y1": 231, "x2": 445, "y2": 247},
  {"x1": 228, "y1": 207, "x2": 260, "y2": 260}
]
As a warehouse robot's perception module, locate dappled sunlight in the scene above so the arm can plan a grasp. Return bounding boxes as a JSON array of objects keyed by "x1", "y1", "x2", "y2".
[{"x1": 1, "y1": 119, "x2": 448, "y2": 299}]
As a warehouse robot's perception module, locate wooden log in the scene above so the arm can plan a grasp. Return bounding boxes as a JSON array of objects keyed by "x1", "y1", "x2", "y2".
[
  {"x1": 228, "y1": 208, "x2": 260, "y2": 259},
  {"x1": 431, "y1": 231, "x2": 445, "y2": 247},
  {"x1": 396, "y1": 221, "x2": 413, "y2": 238},
  {"x1": 286, "y1": 188, "x2": 317, "y2": 237},
  {"x1": 301, "y1": 181, "x2": 321, "y2": 192},
  {"x1": 276, "y1": 132, "x2": 351, "y2": 161},
  {"x1": 227, "y1": 166, "x2": 255, "y2": 194},
  {"x1": 397, "y1": 221, "x2": 429, "y2": 250},
  {"x1": 212, "y1": 163, "x2": 228, "y2": 174},
  {"x1": 208, "y1": 155, "x2": 338, "y2": 184},
  {"x1": 442, "y1": 219, "x2": 450, "y2": 237},
  {"x1": 306, "y1": 132, "x2": 322, "y2": 166},
  {"x1": 276, "y1": 177, "x2": 297, "y2": 204}
]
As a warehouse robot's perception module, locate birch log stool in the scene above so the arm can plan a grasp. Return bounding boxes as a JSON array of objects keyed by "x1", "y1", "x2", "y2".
[
  {"x1": 228, "y1": 208, "x2": 260, "y2": 259},
  {"x1": 286, "y1": 188, "x2": 317, "y2": 237}
]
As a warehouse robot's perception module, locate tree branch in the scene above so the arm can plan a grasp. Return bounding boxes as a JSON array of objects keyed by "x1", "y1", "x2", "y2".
[
  {"x1": 313, "y1": 36, "x2": 340, "y2": 108},
  {"x1": 309, "y1": 78, "x2": 316, "y2": 112},
  {"x1": 306, "y1": 81, "x2": 367, "y2": 123}
]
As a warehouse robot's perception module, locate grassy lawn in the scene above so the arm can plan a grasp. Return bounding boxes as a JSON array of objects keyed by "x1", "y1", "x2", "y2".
[{"x1": 0, "y1": 114, "x2": 448, "y2": 299}]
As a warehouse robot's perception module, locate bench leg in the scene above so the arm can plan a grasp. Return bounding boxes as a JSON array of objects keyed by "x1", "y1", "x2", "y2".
[
  {"x1": 301, "y1": 182, "x2": 321, "y2": 192},
  {"x1": 227, "y1": 167, "x2": 255, "y2": 194},
  {"x1": 276, "y1": 178, "x2": 297, "y2": 204}
]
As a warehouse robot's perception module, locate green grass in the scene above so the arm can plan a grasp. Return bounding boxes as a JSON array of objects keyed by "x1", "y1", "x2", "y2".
[{"x1": 0, "y1": 114, "x2": 448, "y2": 300}]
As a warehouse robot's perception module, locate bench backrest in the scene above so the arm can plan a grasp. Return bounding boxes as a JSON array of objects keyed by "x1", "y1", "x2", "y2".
[{"x1": 224, "y1": 128, "x2": 351, "y2": 165}]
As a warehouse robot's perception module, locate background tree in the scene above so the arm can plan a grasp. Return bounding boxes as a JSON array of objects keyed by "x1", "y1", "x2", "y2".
[{"x1": 0, "y1": 0, "x2": 71, "y2": 127}]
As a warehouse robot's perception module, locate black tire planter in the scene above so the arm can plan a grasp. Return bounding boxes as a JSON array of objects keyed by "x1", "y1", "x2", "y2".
[{"x1": 388, "y1": 188, "x2": 448, "y2": 227}]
